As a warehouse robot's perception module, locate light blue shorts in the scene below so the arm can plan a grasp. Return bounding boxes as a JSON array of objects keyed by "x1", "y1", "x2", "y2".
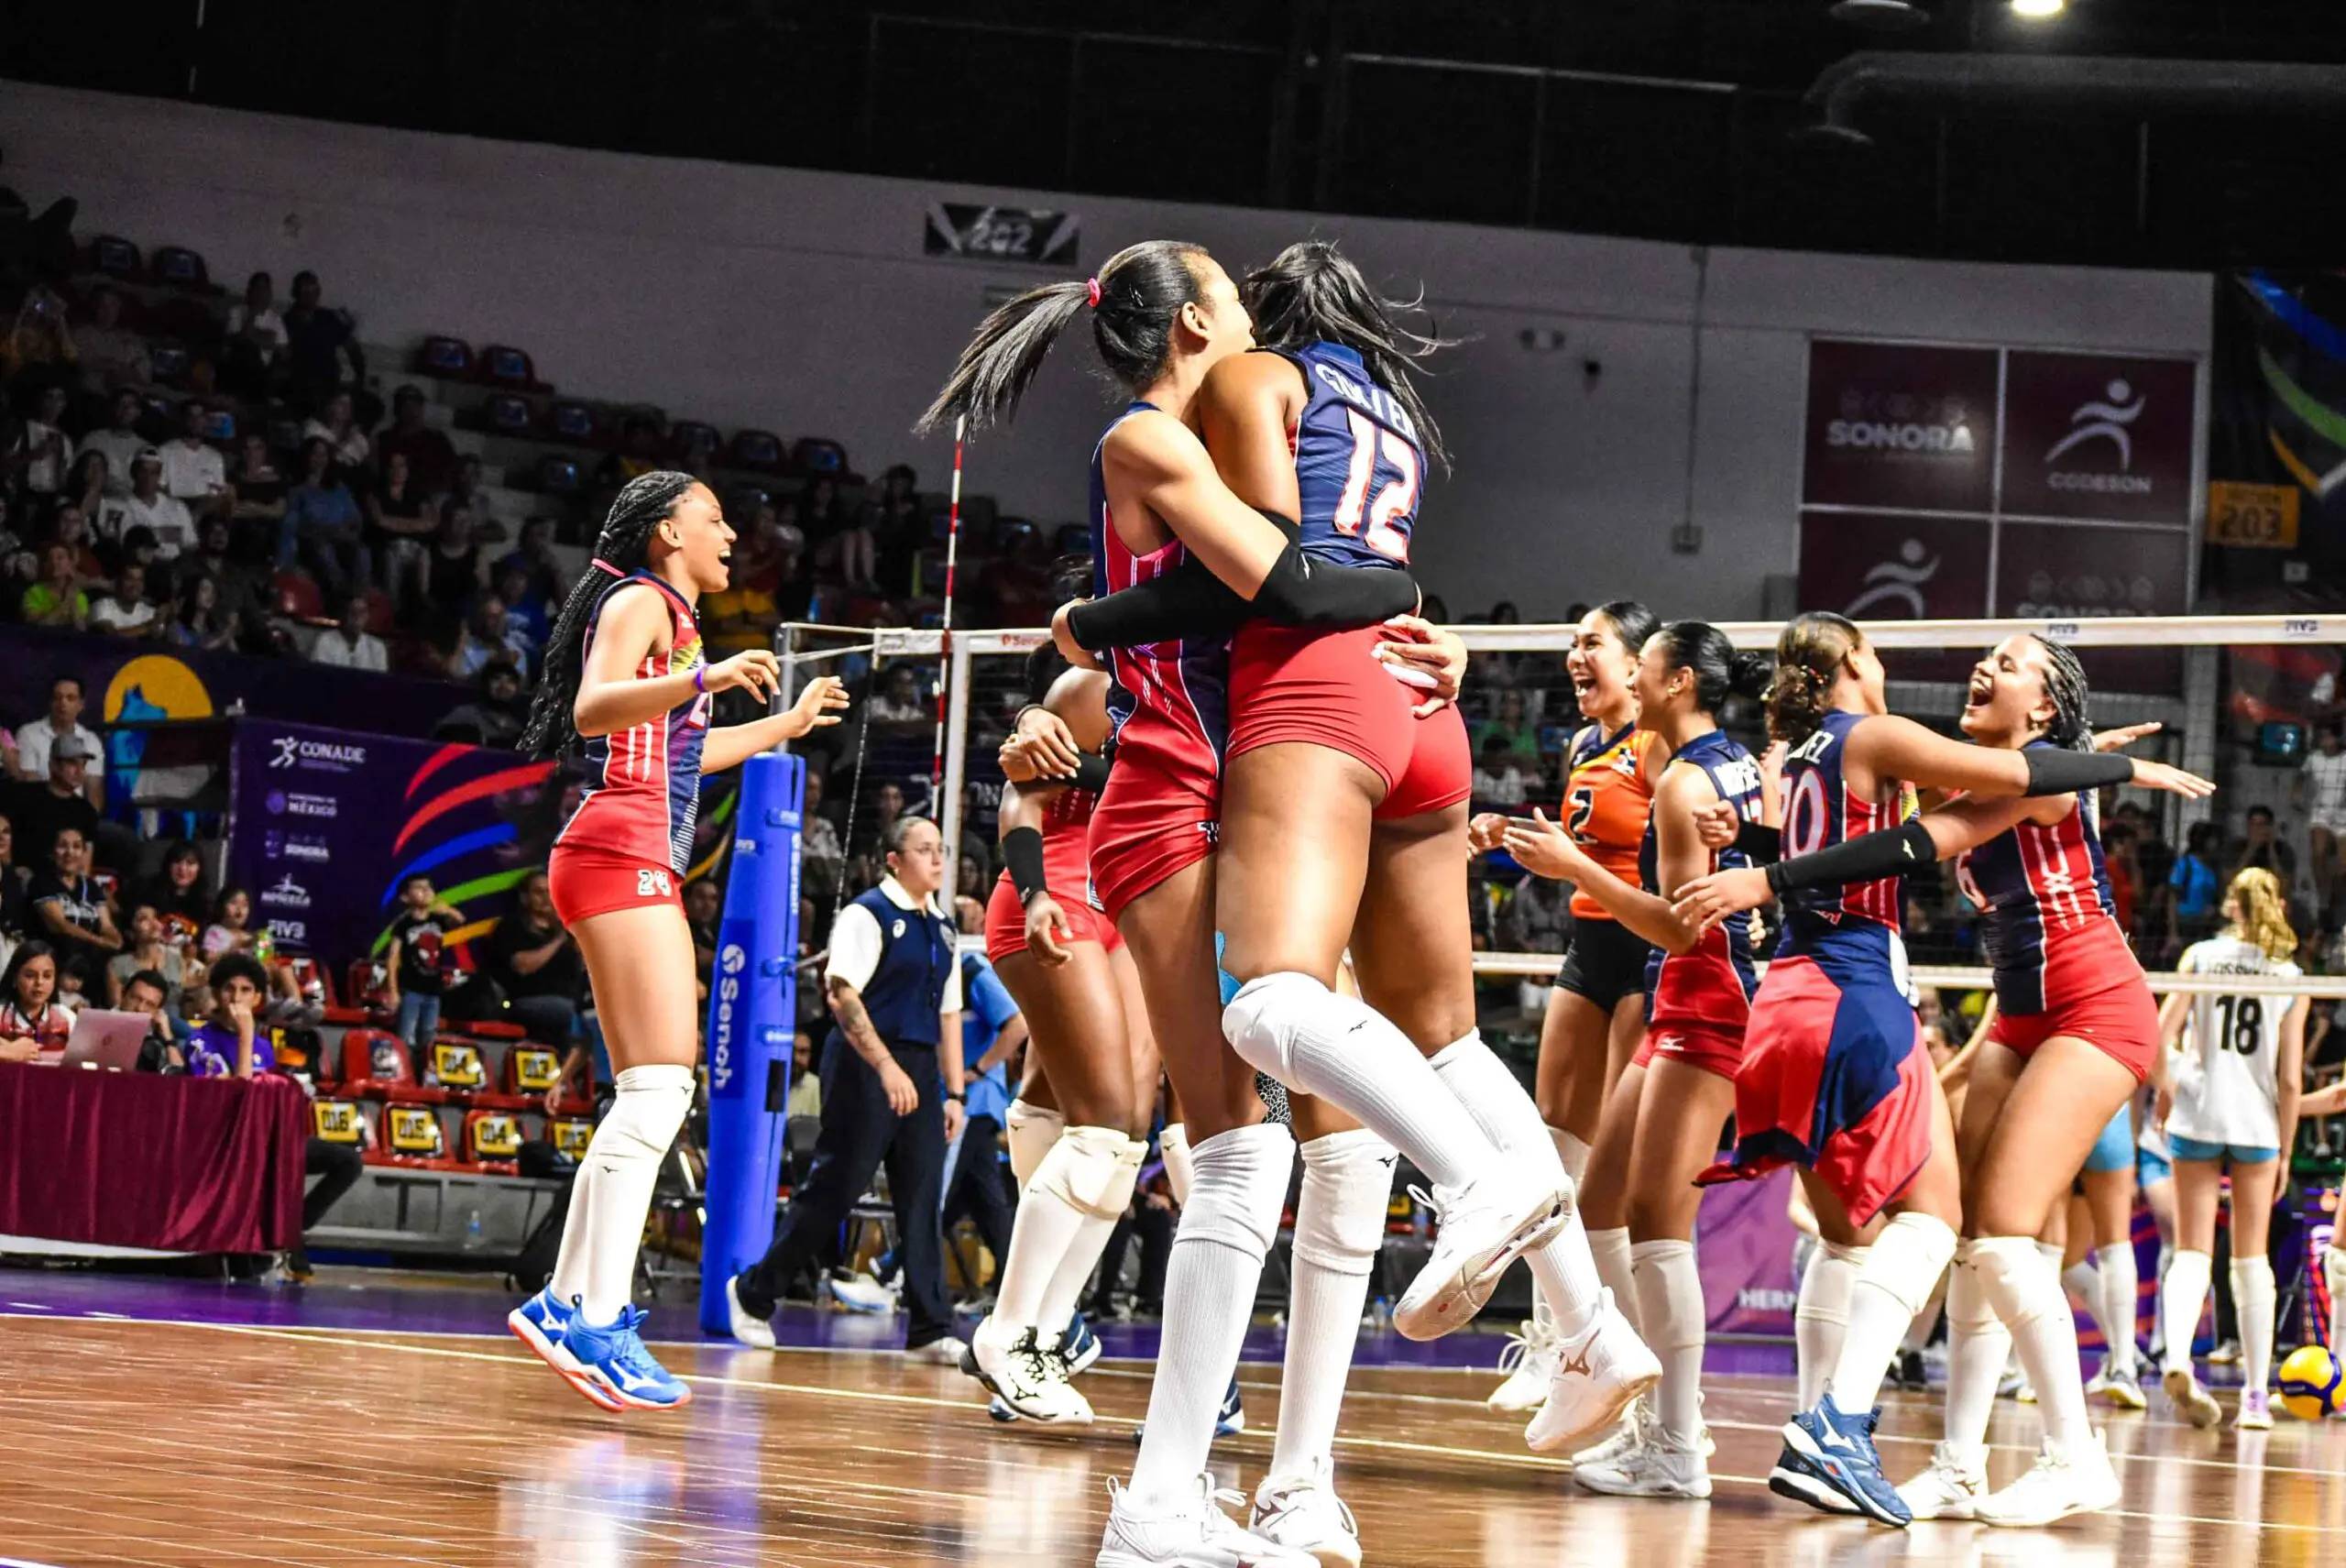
[
  {"x1": 2167, "y1": 1134, "x2": 2279, "y2": 1167},
  {"x1": 2082, "y1": 1104, "x2": 2135, "y2": 1174},
  {"x1": 2135, "y1": 1141, "x2": 2173, "y2": 1186}
]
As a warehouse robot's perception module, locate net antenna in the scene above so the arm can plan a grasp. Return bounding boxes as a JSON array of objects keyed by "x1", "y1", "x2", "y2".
[{"x1": 927, "y1": 416, "x2": 968, "y2": 817}]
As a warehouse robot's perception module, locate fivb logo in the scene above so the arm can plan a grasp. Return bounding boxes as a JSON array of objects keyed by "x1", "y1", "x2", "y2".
[{"x1": 710, "y1": 942, "x2": 748, "y2": 1091}]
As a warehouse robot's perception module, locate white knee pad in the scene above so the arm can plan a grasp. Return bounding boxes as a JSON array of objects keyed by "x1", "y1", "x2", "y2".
[
  {"x1": 1293, "y1": 1128, "x2": 1396, "y2": 1274},
  {"x1": 1948, "y1": 1242, "x2": 2004, "y2": 1336},
  {"x1": 1004, "y1": 1098, "x2": 1067, "y2": 1190},
  {"x1": 593, "y1": 1063, "x2": 695, "y2": 1165},
  {"x1": 1969, "y1": 1234, "x2": 2060, "y2": 1330},
  {"x1": 2326, "y1": 1244, "x2": 2346, "y2": 1300},
  {"x1": 1799, "y1": 1241, "x2": 1869, "y2": 1327},
  {"x1": 2231, "y1": 1254, "x2": 2276, "y2": 1308},
  {"x1": 1868, "y1": 1212, "x2": 1957, "y2": 1319},
  {"x1": 1222, "y1": 971, "x2": 1325, "y2": 1083},
  {"x1": 1176, "y1": 1121, "x2": 1296, "y2": 1259},
  {"x1": 1034, "y1": 1124, "x2": 1143, "y2": 1222}
]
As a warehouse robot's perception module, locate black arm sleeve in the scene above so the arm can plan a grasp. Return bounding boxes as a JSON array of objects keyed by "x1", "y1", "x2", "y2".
[
  {"x1": 1069, "y1": 752, "x2": 1113, "y2": 795},
  {"x1": 1065, "y1": 508, "x2": 1420, "y2": 651},
  {"x1": 1002, "y1": 828, "x2": 1048, "y2": 905},
  {"x1": 2022, "y1": 747, "x2": 2136, "y2": 797},
  {"x1": 1736, "y1": 820, "x2": 1782, "y2": 863},
  {"x1": 1251, "y1": 544, "x2": 1420, "y2": 627},
  {"x1": 1762, "y1": 818, "x2": 1939, "y2": 895}
]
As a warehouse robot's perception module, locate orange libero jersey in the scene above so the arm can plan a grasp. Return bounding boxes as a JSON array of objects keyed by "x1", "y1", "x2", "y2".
[{"x1": 1562, "y1": 723, "x2": 1658, "y2": 922}]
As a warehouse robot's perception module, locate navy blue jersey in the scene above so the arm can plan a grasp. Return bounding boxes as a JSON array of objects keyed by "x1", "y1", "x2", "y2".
[
  {"x1": 1640, "y1": 729, "x2": 1767, "y2": 1027},
  {"x1": 1778, "y1": 708, "x2": 1917, "y2": 953},
  {"x1": 1271, "y1": 343, "x2": 1424, "y2": 568},
  {"x1": 1952, "y1": 744, "x2": 2133, "y2": 1014}
]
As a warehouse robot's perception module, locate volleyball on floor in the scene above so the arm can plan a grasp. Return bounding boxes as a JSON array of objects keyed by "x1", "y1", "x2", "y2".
[{"x1": 2277, "y1": 1345, "x2": 2342, "y2": 1420}]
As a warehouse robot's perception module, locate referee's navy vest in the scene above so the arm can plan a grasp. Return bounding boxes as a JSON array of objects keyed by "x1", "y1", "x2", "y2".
[{"x1": 844, "y1": 886, "x2": 956, "y2": 1049}]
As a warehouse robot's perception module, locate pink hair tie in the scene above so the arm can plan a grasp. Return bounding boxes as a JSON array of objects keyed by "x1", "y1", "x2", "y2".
[
  {"x1": 1085, "y1": 277, "x2": 1102, "y2": 309},
  {"x1": 589, "y1": 557, "x2": 626, "y2": 578}
]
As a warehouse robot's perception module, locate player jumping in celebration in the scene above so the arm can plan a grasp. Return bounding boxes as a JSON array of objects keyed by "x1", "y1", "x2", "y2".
[
  {"x1": 1676, "y1": 621, "x2": 2212, "y2": 1526},
  {"x1": 2154, "y1": 866, "x2": 2308, "y2": 1431},
  {"x1": 1495, "y1": 621, "x2": 1773, "y2": 1498},
  {"x1": 508, "y1": 472, "x2": 848, "y2": 1411}
]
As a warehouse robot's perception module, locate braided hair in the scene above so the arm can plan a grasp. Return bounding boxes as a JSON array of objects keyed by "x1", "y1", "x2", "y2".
[
  {"x1": 520, "y1": 470, "x2": 701, "y2": 759},
  {"x1": 2024, "y1": 633, "x2": 2094, "y2": 751},
  {"x1": 1240, "y1": 239, "x2": 1457, "y2": 470}
]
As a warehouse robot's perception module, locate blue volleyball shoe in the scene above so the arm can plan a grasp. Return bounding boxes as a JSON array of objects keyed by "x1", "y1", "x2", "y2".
[
  {"x1": 1060, "y1": 1311, "x2": 1103, "y2": 1377},
  {"x1": 559, "y1": 1305, "x2": 695, "y2": 1411},
  {"x1": 508, "y1": 1287, "x2": 625, "y2": 1412},
  {"x1": 1771, "y1": 1394, "x2": 1909, "y2": 1526},
  {"x1": 1130, "y1": 1376, "x2": 1246, "y2": 1445}
]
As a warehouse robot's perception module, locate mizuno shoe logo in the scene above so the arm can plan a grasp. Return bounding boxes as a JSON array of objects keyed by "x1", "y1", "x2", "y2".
[{"x1": 1559, "y1": 1347, "x2": 1593, "y2": 1379}]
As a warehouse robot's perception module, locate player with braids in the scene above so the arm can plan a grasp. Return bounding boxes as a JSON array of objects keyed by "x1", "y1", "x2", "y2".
[
  {"x1": 2154, "y1": 865, "x2": 2309, "y2": 1431},
  {"x1": 1677, "y1": 623, "x2": 2212, "y2": 1526},
  {"x1": 509, "y1": 471, "x2": 847, "y2": 1412}
]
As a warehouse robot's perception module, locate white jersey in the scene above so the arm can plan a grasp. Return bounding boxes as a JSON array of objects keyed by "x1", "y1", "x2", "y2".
[{"x1": 2165, "y1": 934, "x2": 2299, "y2": 1152}]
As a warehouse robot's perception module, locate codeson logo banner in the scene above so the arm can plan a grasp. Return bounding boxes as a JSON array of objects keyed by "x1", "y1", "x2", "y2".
[{"x1": 1799, "y1": 340, "x2": 2198, "y2": 630}]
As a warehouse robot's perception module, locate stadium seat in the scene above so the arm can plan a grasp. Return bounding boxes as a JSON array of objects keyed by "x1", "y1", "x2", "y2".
[
  {"x1": 483, "y1": 392, "x2": 535, "y2": 434},
  {"x1": 198, "y1": 407, "x2": 236, "y2": 444},
  {"x1": 462, "y1": 1109, "x2": 526, "y2": 1175},
  {"x1": 667, "y1": 420, "x2": 720, "y2": 465},
  {"x1": 727, "y1": 429, "x2": 789, "y2": 475},
  {"x1": 545, "y1": 1117, "x2": 596, "y2": 1163},
  {"x1": 535, "y1": 455, "x2": 583, "y2": 493},
  {"x1": 147, "y1": 344, "x2": 191, "y2": 387},
  {"x1": 148, "y1": 246, "x2": 219, "y2": 293},
  {"x1": 363, "y1": 589, "x2": 397, "y2": 636},
  {"x1": 339, "y1": 959, "x2": 390, "y2": 1022},
  {"x1": 793, "y1": 437, "x2": 851, "y2": 479},
  {"x1": 271, "y1": 570, "x2": 326, "y2": 620},
  {"x1": 544, "y1": 400, "x2": 602, "y2": 448},
  {"x1": 418, "y1": 336, "x2": 474, "y2": 378},
  {"x1": 477, "y1": 344, "x2": 546, "y2": 391},
  {"x1": 86, "y1": 235, "x2": 141, "y2": 279},
  {"x1": 339, "y1": 1029, "x2": 445, "y2": 1105},
  {"x1": 376, "y1": 1102, "x2": 457, "y2": 1168},
  {"x1": 423, "y1": 1038, "x2": 489, "y2": 1101},
  {"x1": 312, "y1": 1098, "x2": 368, "y2": 1150}
]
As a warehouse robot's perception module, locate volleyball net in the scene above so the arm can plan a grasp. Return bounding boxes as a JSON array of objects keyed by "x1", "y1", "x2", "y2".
[{"x1": 775, "y1": 613, "x2": 2346, "y2": 1010}]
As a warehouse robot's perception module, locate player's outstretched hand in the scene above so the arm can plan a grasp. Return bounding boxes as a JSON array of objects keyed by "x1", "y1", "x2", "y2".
[
  {"x1": 1501, "y1": 807, "x2": 1590, "y2": 882},
  {"x1": 2131, "y1": 759, "x2": 2217, "y2": 799},
  {"x1": 2093, "y1": 720, "x2": 2162, "y2": 752},
  {"x1": 783, "y1": 675, "x2": 849, "y2": 735},
  {"x1": 705, "y1": 649, "x2": 782, "y2": 701}
]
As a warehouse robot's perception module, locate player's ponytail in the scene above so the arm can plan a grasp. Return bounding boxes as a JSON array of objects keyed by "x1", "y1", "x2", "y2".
[
  {"x1": 2224, "y1": 867, "x2": 2297, "y2": 962},
  {"x1": 521, "y1": 470, "x2": 699, "y2": 761},
  {"x1": 2024, "y1": 633, "x2": 2095, "y2": 751},
  {"x1": 1769, "y1": 611, "x2": 1863, "y2": 745},
  {"x1": 1652, "y1": 620, "x2": 1771, "y2": 716},
  {"x1": 1242, "y1": 239, "x2": 1456, "y2": 470},
  {"x1": 918, "y1": 240, "x2": 1213, "y2": 435}
]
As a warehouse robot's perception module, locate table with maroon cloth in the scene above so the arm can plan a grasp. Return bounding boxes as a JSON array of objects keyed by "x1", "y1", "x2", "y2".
[{"x1": 0, "y1": 1063, "x2": 309, "y2": 1252}]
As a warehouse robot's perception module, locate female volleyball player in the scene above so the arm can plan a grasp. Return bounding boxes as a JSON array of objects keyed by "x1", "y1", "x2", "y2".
[
  {"x1": 1675, "y1": 620, "x2": 2212, "y2": 1526},
  {"x1": 1471, "y1": 600, "x2": 1669, "y2": 1413},
  {"x1": 1495, "y1": 621, "x2": 1771, "y2": 1499},
  {"x1": 506, "y1": 471, "x2": 848, "y2": 1412},
  {"x1": 964, "y1": 651, "x2": 1152, "y2": 1423},
  {"x1": 2154, "y1": 866, "x2": 2308, "y2": 1431}
]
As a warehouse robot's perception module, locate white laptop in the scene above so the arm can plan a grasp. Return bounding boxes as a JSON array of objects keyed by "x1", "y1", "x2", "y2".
[{"x1": 60, "y1": 1009, "x2": 151, "y2": 1071}]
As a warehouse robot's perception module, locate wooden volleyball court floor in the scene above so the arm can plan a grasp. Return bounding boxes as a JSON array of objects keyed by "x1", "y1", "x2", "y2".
[{"x1": 1, "y1": 1266, "x2": 2340, "y2": 1568}]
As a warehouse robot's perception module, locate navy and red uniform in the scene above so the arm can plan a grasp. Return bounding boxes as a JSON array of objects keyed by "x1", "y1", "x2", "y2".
[
  {"x1": 1552, "y1": 723, "x2": 1663, "y2": 1009},
  {"x1": 1225, "y1": 343, "x2": 1469, "y2": 821},
  {"x1": 1085, "y1": 403, "x2": 1233, "y2": 925},
  {"x1": 1700, "y1": 709, "x2": 1933, "y2": 1225},
  {"x1": 1955, "y1": 748, "x2": 2159, "y2": 1079},
  {"x1": 547, "y1": 571, "x2": 708, "y2": 926},
  {"x1": 986, "y1": 776, "x2": 1123, "y2": 962},
  {"x1": 1632, "y1": 729, "x2": 1765, "y2": 1081}
]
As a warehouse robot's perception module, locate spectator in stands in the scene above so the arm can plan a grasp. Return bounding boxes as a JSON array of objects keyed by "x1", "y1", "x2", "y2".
[
  {"x1": 945, "y1": 941, "x2": 1025, "y2": 1283},
  {"x1": 375, "y1": 385, "x2": 456, "y2": 496},
  {"x1": 977, "y1": 521, "x2": 1052, "y2": 625},
  {"x1": 64, "y1": 449, "x2": 110, "y2": 524},
  {"x1": 301, "y1": 389, "x2": 370, "y2": 474},
  {"x1": 492, "y1": 564, "x2": 550, "y2": 649},
  {"x1": 2104, "y1": 819, "x2": 2141, "y2": 942},
  {"x1": 1471, "y1": 732, "x2": 1530, "y2": 806},
  {"x1": 27, "y1": 824, "x2": 118, "y2": 996},
  {"x1": 135, "y1": 839, "x2": 208, "y2": 948},
  {"x1": 0, "y1": 940, "x2": 70, "y2": 1060},
  {"x1": 165, "y1": 574, "x2": 236, "y2": 652},
  {"x1": 597, "y1": 415, "x2": 663, "y2": 488},
  {"x1": 280, "y1": 436, "x2": 367, "y2": 598},
  {"x1": 2299, "y1": 723, "x2": 2346, "y2": 912},
  {"x1": 1500, "y1": 869, "x2": 1571, "y2": 955},
  {"x1": 486, "y1": 870, "x2": 582, "y2": 1048},
  {"x1": 444, "y1": 592, "x2": 535, "y2": 680},
  {"x1": 221, "y1": 271, "x2": 285, "y2": 396},
  {"x1": 308, "y1": 592, "x2": 387, "y2": 672},
  {"x1": 496, "y1": 516, "x2": 565, "y2": 614},
  {"x1": 2234, "y1": 803, "x2": 2297, "y2": 888},
  {"x1": 87, "y1": 560, "x2": 157, "y2": 639},
  {"x1": 422, "y1": 502, "x2": 483, "y2": 630},
  {"x1": 192, "y1": 516, "x2": 270, "y2": 647},
  {"x1": 114, "y1": 450, "x2": 198, "y2": 562},
  {"x1": 106, "y1": 904, "x2": 200, "y2": 1015},
  {"x1": 280, "y1": 270, "x2": 363, "y2": 397},
  {"x1": 0, "y1": 812, "x2": 25, "y2": 942},
  {"x1": 18, "y1": 541, "x2": 86, "y2": 629},
  {"x1": 435, "y1": 658, "x2": 528, "y2": 748},
  {"x1": 120, "y1": 969, "x2": 187, "y2": 1072},
  {"x1": 1, "y1": 283, "x2": 75, "y2": 387},
  {"x1": 159, "y1": 400, "x2": 231, "y2": 517},
  {"x1": 11, "y1": 676, "x2": 103, "y2": 802},
  {"x1": 866, "y1": 465, "x2": 927, "y2": 597},
  {"x1": 230, "y1": 433, "x2": 287, "y2": 541},
  {"x1": 385, "y1": 872, "x2": 461, "y2": 1047},
  {"x1": 868, "y1": 664, "x2": 927, "y2": 730},
  {"x1": 200, "y1": 884, "x2": 260, "y2": 961},
  {"x1": 6, "y1": 383, "x2": 71, "y2": 497},
  {"x1": 860, "y1": 779, "x2": 907, "y2": 860},
  {"x1": 444, "y1": 455, "x2": 507, "y2": 543},
  {"x1": 1474, "y1": 686, "x2": 1542, "y2": 762},
  {"x1": 73, "y1": 284, "x2": 150, "y2": 393},
  {"x1": 800, "y1": 769, "x2": 843, "y2": 906},
  {"x1": 2169, "y1": 819, "x2": 2226, "y2": 955},
  {"x1": 77, "y1": 389, "x2": 148, "y2": 493},
  {"x1": 685, "y1": 876, "x2": 721, "y2": 996},
  {"x1": 367, "y1": 448, "x2": 434, "y2": 609}
]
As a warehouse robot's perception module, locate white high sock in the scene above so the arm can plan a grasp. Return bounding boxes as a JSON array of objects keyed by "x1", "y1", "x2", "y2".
[
  {"x1": 2160, "y1": 1248, "x2": 2212, "y2": 1376},
  {"x1": 554, "y1": 1063, "x2": 693, "y2": 1323},
  {"x1": 2062, "y1": 1257, "x2": 2100, "y2": 1311},
  {"x1": 1128, "y1": 1122, "x2": 1294, "y2": 1507},
  {"x1": 1631, "y1": 1238, "x2": 1706, "y2": 1443},
  {"x1": 1795, "y1": 1242, "x2": 1867, "y2": 1410},
  {"x1": 2327, "y1": 1245, "x2": 2346, "y2": 1351},
  {"x1": 1034, "y1": 1139, "x2": 1146, "y2": 1344},
  {"x1": 1431, "y1": 1032, "x2": 1604, "y2": 1338},
  {"x1": 1973, "y1": 1234, "x2": 2092, "y2": 1446},
  {"x1": 1589, "y1": 1227, "x2": 1642, "y2": 1341},
  {"x1": 2035, "y1": 1239, "x2": 2066, "y2": 1275},
  {"x1": 1224, "y1": 973, "x2": 1492, "y2": 1190},
  {"x1": 989, "y1": 1125, "x2": 1137, "y2": 1343},
  {"x1": 2232, "y1": 1255, "x2": 2276, "y2": 1404},
  {"x1": 1827, "y1": 1212, "x2": 1956, "y2": 1413},
  {"x1": 1553, "y1": 1126, "x2": 1592, "y2": 1187},
  {"x1": 1268, "y1": 1129, "x2": 1393, "y2": 1485},
  {"x1": 1943, "y1": 1244, "x2": 2008, "y2": 1461},
  {"x1": 2095, "y1": 1242, "x2": 2139, "y2": 1375},
  {"x1": 1159, "y1": 1124, "x2": 1193, "y2": 1209},
  {"x1": 1902, "y1": 1264, "x2": 1949, "y2": 1354},
  {"x1": 1004, "y1": 1098, "x2": 1067, "y2": 1189}
]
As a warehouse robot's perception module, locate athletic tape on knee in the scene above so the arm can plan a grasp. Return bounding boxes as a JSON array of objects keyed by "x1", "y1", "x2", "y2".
[
  {"x1": 1177, "y1": 1121, "x2": 1296, "y2": 1258},
  {"x1": 1004, "y1": 1098, "x2": 1067, "y2": 1190},
  {"x1": 1035, "y1": 1124, "x2": 1142, "y2": 1222},
  {"x1": 1868, "y1": 1212, "x2": 1957, "y2": 1319},
  {"x1": 1221, "y1": 971, "x2": 1321, "y2": 1083},
  {"x1": 1293, "y1": 1128, "x2": 1396, "y2": 1273},
  {"x1": 1159, "y1": 1123, "x2": 1193, "y2": 1210},
  {"x1": 597, "y1": 1063, "x2": 695, "y2": 1162}
]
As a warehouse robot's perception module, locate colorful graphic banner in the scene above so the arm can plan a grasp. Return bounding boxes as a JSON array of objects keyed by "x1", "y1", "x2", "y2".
[
  {"x1": 2212, "y1": 271, "x2": 2346, "y2": 575},
  {"x1": 1695, "y1": 1166, "x2": 1800, "y2": 1337}
]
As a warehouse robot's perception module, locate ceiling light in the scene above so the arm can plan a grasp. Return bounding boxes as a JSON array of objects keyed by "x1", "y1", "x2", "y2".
[
  {"x1": 1829, "y1": 0, "x2": 1931, "y2": 28},
  {"x1": 2012, "y1": 0, "x2": 2065, "y2": 16}
]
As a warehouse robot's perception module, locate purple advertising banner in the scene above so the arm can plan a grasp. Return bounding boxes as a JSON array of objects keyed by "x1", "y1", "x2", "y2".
[
  {"x1": 228, "y1": 720, "x2": 559, "y2": 967},
  {"x1": 1803, "y1": 341, "x2": 2001, "y2": 512},
  {"x1": 1796, "y1": 510, "x2": 1992, "y2": 622},
  {"x1": 2001, "y1": 352, "x2": 2198, "y2": 525},
  {"x1": 1697, "y1": 1165, "x2": 1800, "y2": 1337}
]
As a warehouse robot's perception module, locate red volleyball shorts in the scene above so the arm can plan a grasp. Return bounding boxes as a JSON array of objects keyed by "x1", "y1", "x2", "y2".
[
  {"x1": 548, "y1": 841, "x2": 684, "y2": 926},
  {"x1": 1987, "y1": 981, "x2": 2162, "y2": 1082},
  {"x1": 1088, "y1": 706, "x2": 1222, "y2": 927},
  {"x1": 1227, "y1": 623, "x2": 1471, "y2": 821},
  {"x1": 1633, "y1": 1021, "x2": 1745, "y2": 1083},
  {"x1": 983, "y1": 858, "x2": 1122, "y2": 965}
]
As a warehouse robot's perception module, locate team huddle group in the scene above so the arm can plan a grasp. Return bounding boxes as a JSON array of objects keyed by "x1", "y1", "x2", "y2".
[{"x1": 478, "y1": 234, "x2": 2334, "y2": 1568}]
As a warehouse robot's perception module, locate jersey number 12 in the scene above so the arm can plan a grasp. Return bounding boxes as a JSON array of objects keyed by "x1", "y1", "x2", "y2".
[{"x1": 1332, "y1": 409, "x2": 1417, "y2": 562}]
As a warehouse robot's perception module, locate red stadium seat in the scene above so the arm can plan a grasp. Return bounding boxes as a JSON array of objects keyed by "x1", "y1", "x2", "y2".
[
  {"x1": 418, "y1": 336, "x2": 475, "y2": 378},
  {"x1": 339, "y1": 1029, "x2": 445, "y2": 1105},
  {"x1": 543, "y1": 400, "x2": 603, "y2": 448},
  {"x1": 726, "y1": 429, "x2": 789, "y2": 475},
  {"x1": 545, "y1": 1116, "x2": 596, "y2": 1163},
  {"x1": 422, "y1": 1038, "x2": 490, "y2": 1102},
  {"x1": 462, "y1": 1109, "x2": 527, "y2": 1175},
  {"x1": 376, "y1": 1102, "x2": 458, "y2": 1168},
  {"x1": 312, "y1": 1098, "x2": 368, "y2": 1150},
  {"x1": 482, "y1": 392, "x2": 535, "y2": 434},
  {"x1": 271, "y1": 570, "x2": 325, "y2": 620}
]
